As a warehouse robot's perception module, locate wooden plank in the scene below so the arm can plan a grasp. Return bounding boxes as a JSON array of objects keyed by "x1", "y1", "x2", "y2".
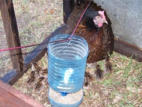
[
  {"x1": 0, "y1": 0, "x2": 2, "y2": 9},
  {"x1": 0, "y1": 80, "x2": 44, "y2": 107},
  {"x1": 114, "y1": 38, "x2": 142, "y2": 62},
  {"x1": 8, "y1": 68, "x2": 28, "y2": 85},
  {"x1": 0, "y1": 69, "x2": 17, "y2": 83},
  {"x1": 0, "y1": 0, "x2": 23, "y2": 72}
]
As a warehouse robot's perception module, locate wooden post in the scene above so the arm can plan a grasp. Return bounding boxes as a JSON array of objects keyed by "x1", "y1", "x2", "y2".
[
  {"x1": 63, "y1": 0, "x2": 74, "y2": 23},
  {"x1": 114, "y1": 38, "x2": 142, "y2": 62},
  {"x1": 0, "y1": 0, "x2": 23, "y2": 72}
]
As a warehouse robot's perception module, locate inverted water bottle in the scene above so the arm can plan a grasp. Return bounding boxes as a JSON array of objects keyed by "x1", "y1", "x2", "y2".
[{"x1": 47, "y1": 34, "x2": 89, "y2": 93}]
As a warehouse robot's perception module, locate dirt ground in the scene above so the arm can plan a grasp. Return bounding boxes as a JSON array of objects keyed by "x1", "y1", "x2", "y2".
[{"x1": 0, "y1": 0, "x2": 142, "y2": 107}]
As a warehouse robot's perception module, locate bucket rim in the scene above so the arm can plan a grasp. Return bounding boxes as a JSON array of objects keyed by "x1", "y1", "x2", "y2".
[{"x1": 47, "y1": 34, "x2": 89, "y2": 61}]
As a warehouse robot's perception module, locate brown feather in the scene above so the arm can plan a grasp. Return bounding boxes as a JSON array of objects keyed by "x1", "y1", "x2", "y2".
[
  {"x1": 66, "y1": 1, "x2": 114, "y2": 63},
  {"x1": 66, "y1": 1, "x2": 114, "y2": 78}
]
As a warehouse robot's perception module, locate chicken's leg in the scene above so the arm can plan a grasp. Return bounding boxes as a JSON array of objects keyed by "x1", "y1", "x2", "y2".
[
  {"x1": 85, "y1": 63, "x2": 103, "y2": 85},
  {"x1": 104, "y1": 55, "x2": 112, "y2": 73},
  {"x1": 84, "y1": 72, "x2": 93, "y2": 86},
  {"x1": 95, "y1": 64, "x2": 103, "y2": 79}
]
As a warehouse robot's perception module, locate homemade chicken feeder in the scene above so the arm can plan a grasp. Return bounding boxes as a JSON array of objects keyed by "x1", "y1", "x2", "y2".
[{"x1": 47, "y1": 34, "x2": 89, "y2": 107}]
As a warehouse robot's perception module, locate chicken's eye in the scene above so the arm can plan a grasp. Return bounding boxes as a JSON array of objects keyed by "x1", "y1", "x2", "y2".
[{"x1": 95, "y1": 16, "x2": 101, "y2": 20}]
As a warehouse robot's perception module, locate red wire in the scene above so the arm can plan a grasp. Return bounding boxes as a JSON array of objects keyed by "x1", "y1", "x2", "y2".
[
  {"x1": 70, "y1": 1, "x2": 91, "y2": 38},
  {"x1": 0, "y1": 43, "x2": 39, "y2": 52},
  {"x1": 0, "y1": 1, "x2": 91, "y2": 52}
]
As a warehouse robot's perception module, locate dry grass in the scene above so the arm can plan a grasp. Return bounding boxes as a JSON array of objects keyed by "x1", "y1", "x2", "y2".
[
  {"x1": 13, "y1": 52, "x2": 142, "y2": 107},
  {"x1": 0, "y1": 0, "x2": 142, "y2": 107}
]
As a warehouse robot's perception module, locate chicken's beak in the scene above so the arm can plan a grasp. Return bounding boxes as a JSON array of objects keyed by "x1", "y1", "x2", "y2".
[{"x1": 104, "y1": 20, "x2": 108, "y2": 24}]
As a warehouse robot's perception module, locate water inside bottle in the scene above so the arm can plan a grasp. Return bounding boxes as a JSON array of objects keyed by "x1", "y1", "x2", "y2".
[{"x1": 47, "y1": 34, "x2": 89, "y2": 93}]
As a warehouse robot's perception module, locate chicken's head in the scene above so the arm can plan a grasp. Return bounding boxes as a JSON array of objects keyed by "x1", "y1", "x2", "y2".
[{"x1": 93, "y1": 11, "x2": 108, "y2": 28}]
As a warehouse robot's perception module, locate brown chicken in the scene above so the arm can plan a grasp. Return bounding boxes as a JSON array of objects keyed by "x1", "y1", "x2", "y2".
[{"x1": 65, "y1": 1, "x2": 114, "y2": 79}]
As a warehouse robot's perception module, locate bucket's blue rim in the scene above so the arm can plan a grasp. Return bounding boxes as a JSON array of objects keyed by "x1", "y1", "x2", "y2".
[{"x1": 47, "y1": 34, "x2": 89, "y2": 61}]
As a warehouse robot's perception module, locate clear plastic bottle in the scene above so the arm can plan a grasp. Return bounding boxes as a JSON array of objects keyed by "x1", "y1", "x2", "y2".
[{"x1": 47, "y1": 34, "x2": 89, "y2": 93}]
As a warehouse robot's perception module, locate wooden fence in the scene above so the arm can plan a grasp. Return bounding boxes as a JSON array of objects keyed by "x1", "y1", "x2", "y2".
[{"x1": 0, "y1": 0, "x2": 142, "y2": 106}]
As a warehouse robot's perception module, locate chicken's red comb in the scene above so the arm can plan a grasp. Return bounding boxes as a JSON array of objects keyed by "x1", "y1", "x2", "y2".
[
  {"x1": 98, "y1": 10, "x2": 108, "y2": 24},
  {"x1": 98, "y1": 11, "x2": 105, "y2": 19}
]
